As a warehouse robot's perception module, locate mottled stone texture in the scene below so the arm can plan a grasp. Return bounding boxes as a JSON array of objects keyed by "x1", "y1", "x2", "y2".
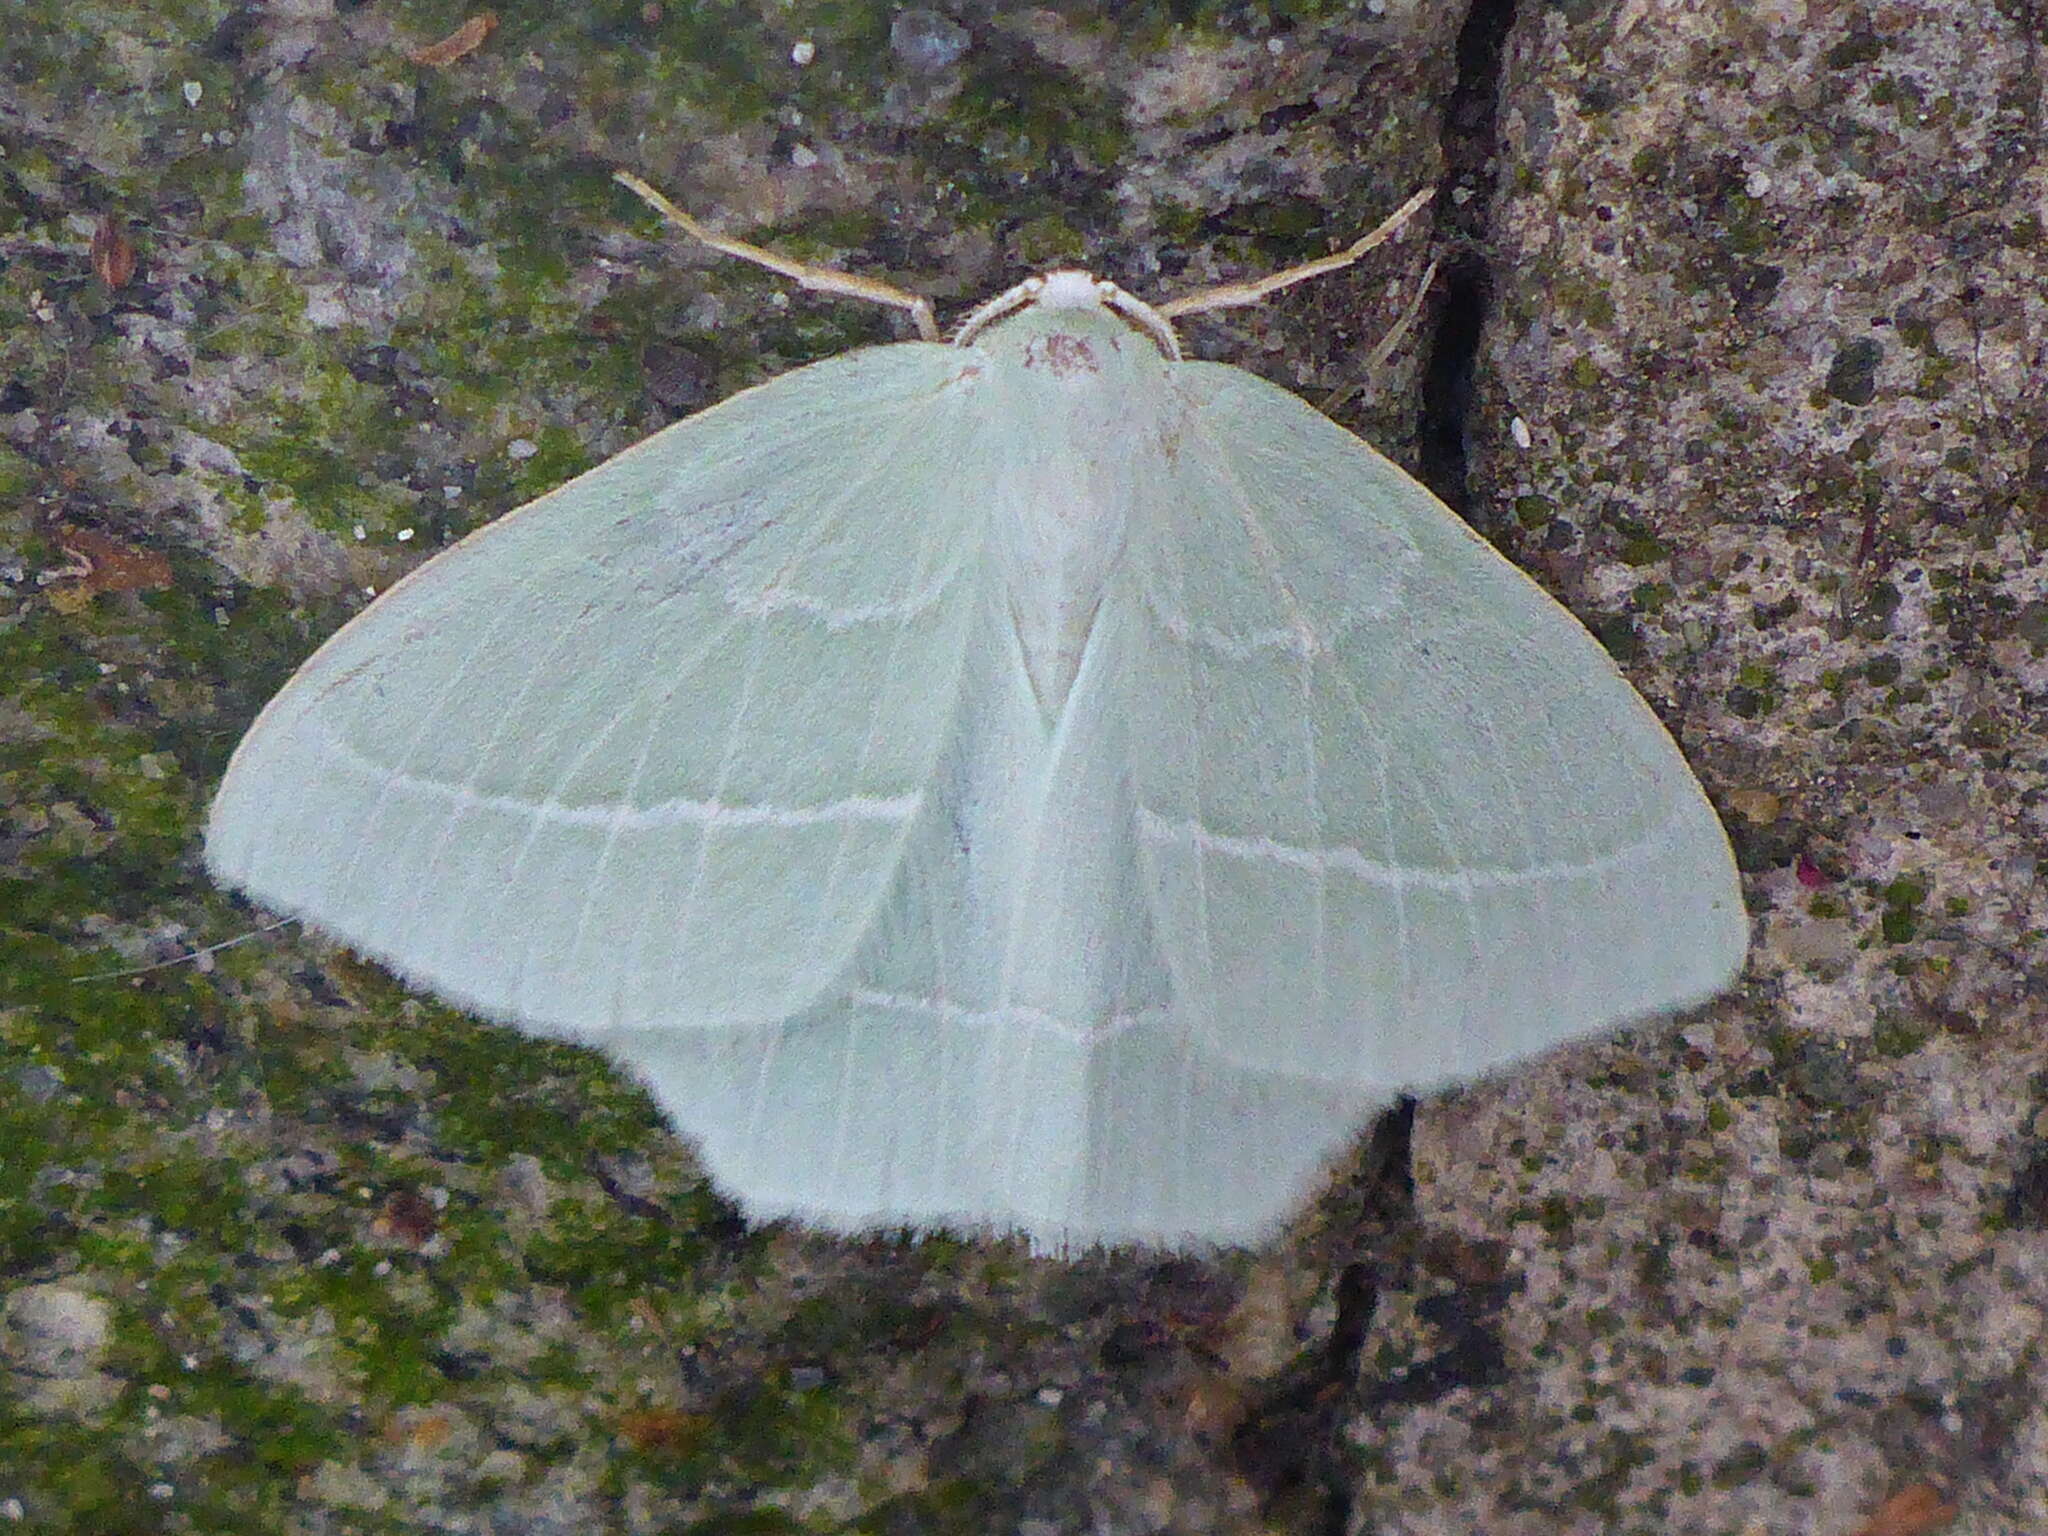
[
  {"x1": 1395, "y1": 1, "x2": 2047, "y2": 1530},
  {"x1": 0, "y1": 0, "x2": 2041, "y2": 1532}
]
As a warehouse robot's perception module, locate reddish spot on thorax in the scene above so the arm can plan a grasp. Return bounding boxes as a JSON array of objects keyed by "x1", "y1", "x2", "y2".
[{"x1": 1024, "y1": 333, "x2": 1100, "y2": 378}]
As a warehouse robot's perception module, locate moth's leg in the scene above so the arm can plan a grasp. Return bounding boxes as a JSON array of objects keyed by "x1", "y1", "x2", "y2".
[{"x1": 1318, "y1": 256, "x2": 1442, "y2": 415}]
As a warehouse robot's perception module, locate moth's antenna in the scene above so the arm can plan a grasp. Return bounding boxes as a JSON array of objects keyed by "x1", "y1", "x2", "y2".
[
  {"x1": 1158, "y1": 184, "x2": 1436, "y2": 320},
  {"x1": 613, "y1": 170, "x2": 941, "y2": 342}
]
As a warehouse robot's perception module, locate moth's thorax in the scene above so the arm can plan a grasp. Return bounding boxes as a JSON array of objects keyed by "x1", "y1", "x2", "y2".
[{"x1": 966, "y1": 304, "x2": 1176, "y2": 716}]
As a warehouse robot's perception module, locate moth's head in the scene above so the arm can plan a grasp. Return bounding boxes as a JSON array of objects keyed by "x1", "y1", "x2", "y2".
[
  {"x1": 1032, "y1": 270, "x2": 1117, "y2": 310},
  {"x1": 953, "y1": 270, "x2": 1183, "y2": 361}
]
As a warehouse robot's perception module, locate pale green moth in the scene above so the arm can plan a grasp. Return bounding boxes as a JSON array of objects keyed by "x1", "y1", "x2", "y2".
[{"x1": 206, "y1": 176, "x2": 1747, "y2": 1249}]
